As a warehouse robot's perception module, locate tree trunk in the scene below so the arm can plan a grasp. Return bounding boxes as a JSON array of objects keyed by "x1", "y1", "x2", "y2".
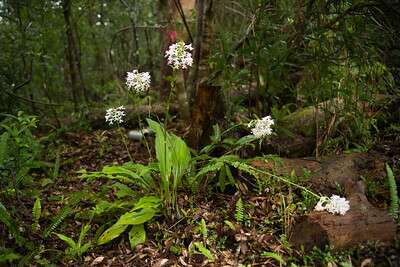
[
  {"x1": 188, "y1": 0, "x2": 225, "y2": 149},
  {"x1": 63, "y1": 0, "x2": 87, "y2": 110}
]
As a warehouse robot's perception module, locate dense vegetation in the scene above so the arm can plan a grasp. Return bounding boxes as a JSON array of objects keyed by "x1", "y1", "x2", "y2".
[{"x1": 1, "y1": 0, "x2": 399, "y2": 266}]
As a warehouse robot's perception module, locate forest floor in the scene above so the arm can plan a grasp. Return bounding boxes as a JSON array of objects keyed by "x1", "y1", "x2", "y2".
[{"x1": 4, "y1": 126, "x2": 399, "y2": 266}]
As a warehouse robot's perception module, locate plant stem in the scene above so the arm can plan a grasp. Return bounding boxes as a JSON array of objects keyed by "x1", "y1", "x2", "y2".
[
  {"x1": 251, "y1": 165, "x2": 320, "y2": 199},
  {"x1": 117, "y1": 125, "x2": 133, "y2": 162}
]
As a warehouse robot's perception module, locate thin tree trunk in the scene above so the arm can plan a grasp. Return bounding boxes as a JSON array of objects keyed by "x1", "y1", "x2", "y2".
[
  {"x1": 63, "y1": 0, "x2": 87, "y2": 110},
  {"x1": 188, "y1": 0, "x2": 225, "y2": 149}
]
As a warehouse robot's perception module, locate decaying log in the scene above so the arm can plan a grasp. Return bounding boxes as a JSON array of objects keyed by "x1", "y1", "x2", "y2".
[
  {"x1": 251, "y1": 152, "x2": 388, "y2": 194},
  {"x1": 290, "y1": 180, "x2": 397, "y2": 251}
]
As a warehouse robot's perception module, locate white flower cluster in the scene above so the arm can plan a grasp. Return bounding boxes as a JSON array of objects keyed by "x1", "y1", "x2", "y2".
[
  {"x1": 105, "y1": 106, "x2": 126, "y2": 125},
  {"x1": 165, "y1": 41, "x2": 193, "y2": 69},
  {"x1": 314, "y1": 195, "x2": 350, "y2": 215},
  {"x1": 126, "y1": 70, "x2": 151, "y2": 93},
  {"x1": 248, "y1": 116, "x2": 274, "y2": 139}
]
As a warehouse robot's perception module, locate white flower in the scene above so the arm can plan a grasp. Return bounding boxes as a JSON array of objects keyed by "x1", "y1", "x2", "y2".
[
  {"x1": 96, "y1": 21, "x2": 101, "y2": 26},
  {"x1": 105, "y1": 106, "x2": 126, "y2": 125},
  {"x1": 314, "y1": 196, "x2": 330, "y2": 212},
  {"x1": 126, "y1": 70, "x2": 151, "y2": 93},
  {"x1": 314, "y1": 195, "x2": 350, "y2": 215},
  {"x1": 248, "y1": 116, "x2": 274, "y2": 139},
  {"x1": 165, "y1": 41, "x2": 193, "y2": 69}
]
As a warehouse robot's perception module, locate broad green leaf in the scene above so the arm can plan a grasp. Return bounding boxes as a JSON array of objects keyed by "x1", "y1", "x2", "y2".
[
  {"x1": 129, "y1": 224, "x2": 146, "y2": 249},
  {"x1": 131, "y1": 196, "x2": 161, "y2": 211},
  {"x1": 147, "y1": 119, "x2": 172, "y2": 184},
  {"x1": 235, "y1": 134, "x2": 257, "y2": 146},
  {"x1": 56, "y1": 233, "x2": 77, "y2": 248},
  {"x1": 78, "y1": 224, "x2": 91, "y2": 246},
  {"x1": 98, "y1": 223, "x2": 128, "y2": 245},
  {"x1": 193, "y1": 242, "x2": 214, "y2": 261},
  {"x1": 113, "y1": 182, "x2": 137, "y2": 198},
  {"x1": 117, "y1": 208, "x2": 157, "y2": 225}
]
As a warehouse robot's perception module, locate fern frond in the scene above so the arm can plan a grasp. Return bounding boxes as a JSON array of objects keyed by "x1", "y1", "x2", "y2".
[
  {"x1": 32, "y1": 197, "x2": 41, "y2": 231},
  {"x1": 43, "y1": 205, "x2": 71, "y2": 238},
  {"x1": 235, "y1": 197, "x2": 244, "y2": 223},
  {"x1": 199, "y1": 218, "x2": 208, "y2": 239},
  {"x1": 228, "y1": 160, "x2": 259, "y2": 179},
  {"x1": 386, "y1": 164, "x2": 399, "y2": 220}
]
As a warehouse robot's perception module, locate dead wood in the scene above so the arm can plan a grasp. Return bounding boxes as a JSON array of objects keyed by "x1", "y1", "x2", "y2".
[{"x1": 289, "y1": 180, "x2": 397, "y2": 251}]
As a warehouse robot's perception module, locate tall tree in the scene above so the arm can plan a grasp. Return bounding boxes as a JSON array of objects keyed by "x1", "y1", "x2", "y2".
[
  {"x1": 188, "y1": 0, "x2": 225, "y2": 149},
  {"x1": 63, "y1": 0, "x2": 87, "y2": 109}
]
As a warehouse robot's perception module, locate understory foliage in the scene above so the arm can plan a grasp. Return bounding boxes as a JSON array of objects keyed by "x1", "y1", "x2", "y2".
[{"x1": 0, "y1": 0, "x2": 399, "y2": 265}]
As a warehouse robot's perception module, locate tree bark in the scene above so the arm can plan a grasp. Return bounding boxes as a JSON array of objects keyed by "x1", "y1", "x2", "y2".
[
  {"x1": 290, "y1": 180, "x2": 396, "y2": 251},
  {"x1": 188, "y1": 0, "x2": 225, "y2": 149},
  {"x1": 63, "y1": 0, "x2": 87, "y2": 110}
]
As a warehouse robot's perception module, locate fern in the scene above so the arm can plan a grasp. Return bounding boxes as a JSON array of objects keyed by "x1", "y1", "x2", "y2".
[
  {"x1": 0, "y1": 202, "x2": 25, "y2": 245},
  {"x1": 32, "y1": 197, "x2": 41, "y2": 231},
  {"x1": 199, "y1": 218, "x2": 208, "y2": 239},
  {"x1": 228, "y1": 160, "x2": 259, "y2": 179},
  {"x1": 386, "y1": 164, "x2": 399, "y2": 220},
  {"x1": 43, "y1": 205, "x2": 71, "y2": 238},
  {"x1": 43, "y1": 192, "x2": 84, "y2": 238},
  {"x1": 235, "y1": 197, "x2": 244, "y2": 223}
]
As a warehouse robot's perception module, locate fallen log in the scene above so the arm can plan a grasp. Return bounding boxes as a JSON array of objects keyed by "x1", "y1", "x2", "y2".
[
  {"x1": 289, "y1": 180, "x2": 397, "y2": 251},
  {"x1": 251, "y1": 152, "x2": 388, "y2": 194}
]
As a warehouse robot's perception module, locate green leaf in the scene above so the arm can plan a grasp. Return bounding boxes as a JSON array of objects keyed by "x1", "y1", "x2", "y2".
[
  {"x1": 56, "y1": 233, "x2": 77, "y2": 249},
  {"x1": 131, "y1": 196, "x2": 161, "y2": 211},
  {"x1": 113, "y1": 182, "x2": 137, "y2": 198},
  {"x1": 0, "y1": 249, "x2": 21, "y2": 263},
  {"x1": 199, "y1": 218, "x2": 208, "y2": 239},
  {"x1": 235, "y1": 134, "x2": 256, "y2": 147},
  {"x1": 224, "y1": 220, "x2": 236, "y2": 230},
  {"x1": 192, "y1": 242, "x2": 214, "y2": 261},
  {"x1": 117, "y1": 208, "x2": 157, "y2": 225},
  {"x1": 0, "y1": 132, "x2": 9, "y2": 165},
  {"x1": 210, "y1": 124, "x2": 221, "y2": 143},
  {"x1": 261, "y1": 251, "x2": 286, "y2": 265},
  {"x1": 386, "y1": 164, "x2": 399, "y2": 219},
  {"x1": 129, "y1": 224, "x2": 146, "y2": 249},
  {"x1": 98, "y1": 223, "x2": 129, "y2": 245},
  {"x1": 78, "y1": 224, "x2": 91, "y2": 246},
  {"x1": 147, "y1": 118, "x2": 172, "y2": 188},
  {"x1": 32, "y1": 197, "x2": 41, "y2": 231},
  {"x1": 0, "y1": 202, "x2": 24, "y2": 245}
]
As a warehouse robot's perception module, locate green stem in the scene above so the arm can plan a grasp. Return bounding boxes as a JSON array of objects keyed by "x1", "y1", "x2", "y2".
[
  {"x1": 250, "y1": 165, "x2": 320, "y2": 199},
  {"x1": 137, "y1": 112, "x2": 153, "y2": 161},
  {"x1": 117, "y1": 125, "x2": 133, "y2": 163}
]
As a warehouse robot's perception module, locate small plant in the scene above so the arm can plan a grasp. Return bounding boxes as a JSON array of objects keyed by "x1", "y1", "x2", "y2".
[
  {"x1": 147, "y1": 118, "x2": 192, "y2": 217},
  {"x1": 190, "y1": 241, "x2": 215, "y2": 262},
  {"x1": 97, "y1": 196, "x2": 160, "y2": 249},
  {"x1": 235, "y1": 197, "x2": 244, "y2": 223},
  {"x1": 32, "y1": 197, "x2": 42, "y2": 231},
  {"x1": 0, "y1": 112, "x2": 42, "y2": 192},
  {"x1": 386, "y1": 164, "x2": 398, "y2": 220},
  {"x1": 56, "y1": 224, "x2": 92, "y2": 259}
]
